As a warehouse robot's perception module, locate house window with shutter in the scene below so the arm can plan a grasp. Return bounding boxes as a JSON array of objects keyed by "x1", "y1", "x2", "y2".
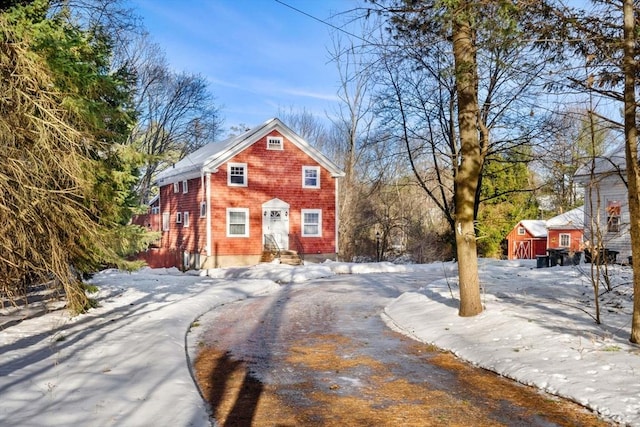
[
  {"x1": 228, "y1": 163, "x2": 247, "y2": 187},
  {"x1": 162, "y1": 213, "x2": 170, "y2": 231},
  {"x1": 607, "y1": 200, "x2": 621, "y2": 233},
  {"x1": 302, "y1": 166, "x2": 320, "y2": 189},
  {"x1": 227, "y1": 208, "x2": 249, "y2": 237},
  {"x1": 267, "y1": 136, "x2": 283, "y2": 150},
  {"x1": 302, "y1": 209, "x2": 322, "y2": 237}
]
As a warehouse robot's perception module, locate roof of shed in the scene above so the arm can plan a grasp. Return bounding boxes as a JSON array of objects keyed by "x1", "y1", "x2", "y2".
[
  {"x1": 546, "y1": 206, "x2": 584, "y2": 229},
  {"x1": 519, "y1": 220, "x2": 548, "y2": 238}
]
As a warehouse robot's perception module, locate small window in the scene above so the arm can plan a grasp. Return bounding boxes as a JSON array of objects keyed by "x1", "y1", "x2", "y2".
[
  {"x1": 517, "y1": 226, "x2": 525, "y2": 235},
  {"x1": 182, "y1": 180, "x2": 188, "y2": 194},
  {"x1": 183, "y1": 211, "x2": 189, "y2": 228},
  {"x1": 302, "y1": 209, "x2": 322, "y2": 237},
  {"x1": 173, "y1": 182, "x2": 179, "y2": 193},
  {"x1": 607, "y1": 200, "x2": 621, "y2": 233},
  {"x1": 151, "y1": 206, "x2": 160, "y2": 215},
  {"x1": 200, "y1": 202, "x2": 206, "y2": 218},
  {"x1": 228, "y1": 163, "x2": 247, "y2": 187},
  {"x1": 267, "y1": 136, "x2": 283, "y2": 150},
  {"x1": 227, "y1": 208, "x2": 249, "y2": 237},
  {"x1": 303, "y1": 166, "x2": 320, "y2": 189},
  {"x1": 559, "y1": 233, "x2": 570, "y2": 247},
  {"x1": 176, "y1": 212, "x2": 182, "y2": 224},
  {"x1": 162, "y1": 212, "x2": 170, "y2": 231}
]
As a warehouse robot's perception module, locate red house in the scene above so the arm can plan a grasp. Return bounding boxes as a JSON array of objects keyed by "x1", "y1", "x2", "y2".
[{"x1": 136, "y1": 118, "x2": 344, "y2": 269}]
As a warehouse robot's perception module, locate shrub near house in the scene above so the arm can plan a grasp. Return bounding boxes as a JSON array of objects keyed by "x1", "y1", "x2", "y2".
[{"x1": 137, "y1": 118, "x2": 344, "y2": 269}]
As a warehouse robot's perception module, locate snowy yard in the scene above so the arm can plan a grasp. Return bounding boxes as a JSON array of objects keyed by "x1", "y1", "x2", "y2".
[{"x1": 0, "y1": 259, "x2": 638, "y2": 426}]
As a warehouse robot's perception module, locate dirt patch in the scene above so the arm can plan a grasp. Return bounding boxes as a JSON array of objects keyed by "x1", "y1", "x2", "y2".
[{"x1": 194, "y1": 333, "x2": 610, "y2": 426}]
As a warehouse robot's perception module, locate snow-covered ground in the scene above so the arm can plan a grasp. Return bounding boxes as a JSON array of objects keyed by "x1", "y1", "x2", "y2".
[{"x1": 0, "y1": 259, "x2": 638, "y2": 426}]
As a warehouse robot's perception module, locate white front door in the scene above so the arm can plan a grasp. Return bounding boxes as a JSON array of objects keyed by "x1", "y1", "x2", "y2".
[
  {"x1": 267, "y1": 210, "x2": 288, "y2": 249},
  {"x1": 262, "y1": 198, "x2": 290, "y2": 251}
]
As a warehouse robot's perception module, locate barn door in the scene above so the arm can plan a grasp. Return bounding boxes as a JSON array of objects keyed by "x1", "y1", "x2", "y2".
[{"x1": 514, "y1": 240, "x2": 531, "y2": 259}]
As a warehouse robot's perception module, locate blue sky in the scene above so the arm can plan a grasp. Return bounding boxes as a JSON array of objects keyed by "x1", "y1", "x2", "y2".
[{"x1": 130, "y1": 0, "x2": 359, "y2": 132}]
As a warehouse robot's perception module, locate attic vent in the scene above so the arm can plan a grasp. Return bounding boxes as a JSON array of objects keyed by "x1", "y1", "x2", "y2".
[{"x1": 267, "y1": 136, "x2": 283, "y2": 150}]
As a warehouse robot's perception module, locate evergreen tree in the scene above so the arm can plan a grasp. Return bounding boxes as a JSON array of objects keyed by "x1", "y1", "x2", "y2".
[{"x1": 0, "y1": 0, "x2": 154, "y2": 313}]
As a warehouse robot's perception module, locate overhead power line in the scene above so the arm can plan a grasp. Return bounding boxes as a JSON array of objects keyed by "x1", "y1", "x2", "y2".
[{"x1": 274, "y1": 0, "x2": 369, "y2": 44}]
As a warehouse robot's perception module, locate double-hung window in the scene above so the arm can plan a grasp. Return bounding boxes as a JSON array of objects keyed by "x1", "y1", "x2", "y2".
[
  {"x1": 607, "y1": 200, "x2": 621, "y2": 233},
  {"x1": 301, "y1": 209, "x2": 322, "y2": 237},
  {"x1": 227, "y1": 208, "x2": 249, "y2": 237},
  {"x1": 228, "y1": 163, "x2": 247, "y2": 187},
  {"x1": 302, "y1": 166, "x2": 320, "y2": 189}
]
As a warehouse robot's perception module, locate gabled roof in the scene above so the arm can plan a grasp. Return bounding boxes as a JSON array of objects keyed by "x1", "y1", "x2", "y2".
[
  {"x1": 574, "y1": 149, "x2": 626, "y2": 182},
  {"x1": 155, "y1": 118, "x2": 344, "y2": 185},
  {"x1": 546, "y1": 206, "x2": 584, "y2": 230},
  {"x1": 519, "y1": 220, "x2": 547, "y2": 238}
]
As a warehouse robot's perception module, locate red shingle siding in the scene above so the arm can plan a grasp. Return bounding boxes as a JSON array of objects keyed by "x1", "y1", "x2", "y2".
[{"x1": 159, "y1": 177, "x2": 207, "y2": 255}]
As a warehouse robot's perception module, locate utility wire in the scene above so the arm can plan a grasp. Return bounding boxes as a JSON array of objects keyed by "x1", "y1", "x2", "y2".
[{"x1": 274, "y1": 0, "x2": 369, "y2": 44}]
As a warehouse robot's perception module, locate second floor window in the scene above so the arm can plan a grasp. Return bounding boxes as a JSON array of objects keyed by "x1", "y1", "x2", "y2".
[
  {"x1": 182, "y1": 180, "x2": 188, "y2": 193},
  {"x1": 303, "y1": 166, "x2": 320, "y2": 189},
  {"x1": 228, "y1": 163, "x2": 247, "y2": 186},
  {"x1": 607, "y1": 200, "x2": 621, "y2": 233}
]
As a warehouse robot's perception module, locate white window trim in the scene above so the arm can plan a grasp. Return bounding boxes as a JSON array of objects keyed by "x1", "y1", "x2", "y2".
[
  {"x1": 227, "y1": 207, "x2": 250, "y2": 237},
  {"x1": 301, "y1": 209, "x2": 322, "y2": 237},
  {"x1": 302, "y1": 166, "x2": 321, "y2": 189},
  {"x1": 517, "y1": 226, "x2": 525, "y2": 235},
  {"x1": 559, "y1": 233, "x2": 570, "y2": 247},
  {"x1": 228, "y1": 162, "x2": 248, "y2": 187},
  {"x1": 200, "y1": 201, "x2": 206, "y2": 218},
  {"x1": 173, "y1": 182, "x2": 179, "y2": 193},
  {"x1": 176, "y1": 211, "x2": 182, "y2": 224},
  {"x1": 183, "y1": 211, "x2": 190, "y2": 228},
  {"x1": 162, "y1": 212, "x2": 170, "y2": 231},
  {"x1": 267, "y1": 136, "x2": 283, "y2": 150},
  {"x1": 182, "y1": 180, "x2": 188, "y2": 194}
]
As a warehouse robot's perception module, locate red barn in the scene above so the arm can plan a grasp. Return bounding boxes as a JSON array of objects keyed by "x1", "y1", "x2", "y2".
[
  {"x1": 138, "y1": 118, "x2": 344, "y2": 269},
  {"x1": 506, "y1": 220, "x2": 548, "y2": 260},
  {"x1": 505, "y1": 206, "x2": 584, "y2": 261}
]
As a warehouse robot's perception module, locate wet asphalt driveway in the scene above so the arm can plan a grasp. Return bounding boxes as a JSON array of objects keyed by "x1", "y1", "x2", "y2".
[{"x1": 192, "y1": 273, "x2": 608, "y2": 426}]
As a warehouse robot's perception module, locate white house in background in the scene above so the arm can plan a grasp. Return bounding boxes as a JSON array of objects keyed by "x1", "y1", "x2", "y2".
[{"x1": 574, "y1": 151, "x2": 630, "y2": 263}]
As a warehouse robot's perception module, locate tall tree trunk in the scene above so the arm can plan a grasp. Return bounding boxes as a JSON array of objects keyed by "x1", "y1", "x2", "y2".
[
  {"x1": 622, "y1": 0, "x2": 640, "y2": 343},
  {"x1": 452, "y1": 1, "x2": 483, "y2": 317}
]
